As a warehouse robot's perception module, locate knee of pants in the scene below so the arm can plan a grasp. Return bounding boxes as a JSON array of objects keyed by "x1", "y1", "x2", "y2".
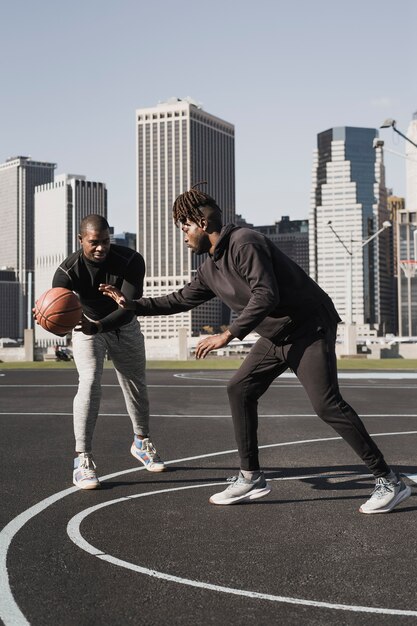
[
  {"x1": 227, "y1": 377, "x2": 256, "y2": 403},
  {"x1": 312, "y1": 394, "x2": 346, "y2": 421},
  {"x1": 77, "y1": 371, "x2": 102, "y2": 396}
]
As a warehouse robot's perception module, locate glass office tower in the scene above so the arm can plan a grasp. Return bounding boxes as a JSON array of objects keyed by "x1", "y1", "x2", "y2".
[{"x1": 310, "y1": 127, "x2": 393, "y2": 333}]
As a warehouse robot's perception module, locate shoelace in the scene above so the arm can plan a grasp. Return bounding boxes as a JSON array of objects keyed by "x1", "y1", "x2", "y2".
[
  {"x1": 226, "y1": 475, "x2": 246, "y2": 487},
  {"x1": 371, "y1": 477, "x2": 396, "y2": 499},
  {"x1": 142, "y1": 439, "x2": 161, "y2": 462},
  {"x1": 79, "y1": 456, "x2": 97, "y2": 479}
]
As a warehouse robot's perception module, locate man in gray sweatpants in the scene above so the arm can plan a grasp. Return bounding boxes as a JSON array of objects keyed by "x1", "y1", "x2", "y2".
[{"x1": 45, "y1": 214, "x2": 165, "y2": 489}]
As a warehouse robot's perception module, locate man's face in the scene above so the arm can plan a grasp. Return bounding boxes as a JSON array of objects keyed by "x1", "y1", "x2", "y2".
[
  {"x1": 79, "y1": 228, "x2": 111, "y2": 263},
  {"x1": 181, "y1": 220, "x2": 210, "y2": 255}
]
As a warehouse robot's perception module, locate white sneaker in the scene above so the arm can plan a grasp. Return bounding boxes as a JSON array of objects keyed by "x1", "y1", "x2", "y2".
[
  {"x1": 131, "y1": 436, "x2": 166, "y2": 472},
  {"x1": 209, "y1": 471, "x2": 271, "y2": 505},
  {"x1": 359, "y1": 472, "x2": 411, "y2": 514},
  {"x1": 73, "y1": 452, "x2": 100, "y2": 490}
]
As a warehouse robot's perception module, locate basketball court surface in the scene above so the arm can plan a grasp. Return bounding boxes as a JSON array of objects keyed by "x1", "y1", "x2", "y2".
[{"x1": 1, "y1": 367, "x2": 417, "y2": 625}]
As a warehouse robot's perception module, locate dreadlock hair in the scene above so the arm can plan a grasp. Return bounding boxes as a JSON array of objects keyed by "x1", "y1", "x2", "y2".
[
  {"x1": 79, "y1": 214, "x2": 110, "y2": 236},
  {"x1": 172, "y1": 182, "x2": 223, "y2": 231}
]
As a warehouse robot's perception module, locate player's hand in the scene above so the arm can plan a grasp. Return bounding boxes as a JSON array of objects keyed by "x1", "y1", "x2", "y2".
[
  {"x1": 74, "y1": 314, "x2": 103, "y2": 335},
  {"x1": 195, "y1": 330, "x2": 234, "y2": 359},
  {"x1": 32, "y1": 307, "x2": 40, "y2": 326},
  {"x1": 98, "y1": 284, "x2": 136, "y2": 310}
]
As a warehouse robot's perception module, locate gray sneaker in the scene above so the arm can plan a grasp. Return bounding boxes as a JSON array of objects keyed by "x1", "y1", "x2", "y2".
[
  {"x1": 209, "y1": 471, "x2": 271, "y2": 505},
  {"x1": 359, "y1": 472, "x2": 411, "y2": 514}
]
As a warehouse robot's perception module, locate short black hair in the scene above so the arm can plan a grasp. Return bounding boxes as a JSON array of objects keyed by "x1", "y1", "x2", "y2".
[
  {"x1": 172, "y1": 183, "x2": 223, "y2": 231},
  {"x1": 79, "y1": 214, "x2": 110, "y2": 236}
]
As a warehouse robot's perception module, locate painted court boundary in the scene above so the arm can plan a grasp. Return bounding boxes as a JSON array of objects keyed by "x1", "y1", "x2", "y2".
[
  {"x1": 67, "y1": 478, "x2": 417, "y2": 619},
  {"x1": 1, "y1": 431, "x2": 417, "y2": 625}
]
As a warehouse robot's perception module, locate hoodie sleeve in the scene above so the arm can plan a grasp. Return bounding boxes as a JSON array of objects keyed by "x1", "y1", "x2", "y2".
[
  {"x1": 228, "y1": 242, "x2": 281, "y2": 339},
  {"x1": 134, "y1": 269, "x2": 216, "y2": 315}
]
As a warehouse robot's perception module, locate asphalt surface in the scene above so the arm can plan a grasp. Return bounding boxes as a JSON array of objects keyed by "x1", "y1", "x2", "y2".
[{"x1": 1, "y1": 367, "x2": 417, "y2": 626}]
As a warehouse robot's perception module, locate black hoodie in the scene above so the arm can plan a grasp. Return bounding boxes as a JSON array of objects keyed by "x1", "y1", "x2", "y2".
[{"x1": 135, "y1": 225, "x2": 340, "y2": 341}]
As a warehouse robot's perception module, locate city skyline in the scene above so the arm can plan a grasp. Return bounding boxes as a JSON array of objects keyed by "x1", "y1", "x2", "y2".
[{"x1": 1, "y1": 0, "x2": 416, "y2": 233}]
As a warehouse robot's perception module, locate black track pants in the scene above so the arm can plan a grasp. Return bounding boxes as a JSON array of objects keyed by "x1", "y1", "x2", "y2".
[{"x1": 227, "y1": 322, "x2": 389, "y2": 477}]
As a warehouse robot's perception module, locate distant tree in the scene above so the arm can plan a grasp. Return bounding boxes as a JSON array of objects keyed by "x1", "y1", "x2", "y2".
[{"x1": 201, "y1": 325, "x2": 215, "y2": 335}]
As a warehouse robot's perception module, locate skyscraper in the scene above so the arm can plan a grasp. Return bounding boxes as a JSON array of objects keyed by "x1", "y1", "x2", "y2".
[
  {"x1": 396, "y1": 205, "x2": 417, "y2": 336},
  {"x1": 136, "y1": 97, "x2": 235, "y2": 339},
  {"x1": 254, "y1": 217, "x2": 309, "y2": 274},
  {"x1": 0, "y1": 156, "x2": 56, "y2": 334},
  {"x1": 34, "y1": 174, "x2": 107, "y2": 345},
  {"x1": 310, "y1": 127, "x2": 393, "y2": 334}
]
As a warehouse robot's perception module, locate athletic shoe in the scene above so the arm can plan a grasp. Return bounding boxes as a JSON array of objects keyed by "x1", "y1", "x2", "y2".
[
  {"x1": 131, "y1": 436, "x2": 166, "y2": 472},
  {"x1": 209, "y1": 471, "x2": 271, "y2": 505},
  {"x1": 73, "y1": 452, "x2": 100, "y2": 490},
  {"x1": 359, "y1": 472, "x2": 411, "y2": 514}
]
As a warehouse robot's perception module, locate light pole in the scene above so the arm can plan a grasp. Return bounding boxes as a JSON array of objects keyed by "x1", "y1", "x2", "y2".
[
  {"x1": 327, "y1": 221, "x2": 392, "y2": 355},
  {"x1": 380, "y1": 119, "x2": 417, "y2": 149}
]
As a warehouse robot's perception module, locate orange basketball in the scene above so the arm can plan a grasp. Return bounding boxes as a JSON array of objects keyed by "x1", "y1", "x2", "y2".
[{"x1": 35, "y1": 288, "x2": 82, "y2": 335}]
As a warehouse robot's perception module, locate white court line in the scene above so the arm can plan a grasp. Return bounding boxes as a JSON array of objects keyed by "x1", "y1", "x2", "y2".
[
  {"x1": 1, "y1": 412, "x2": 417, "y2": 419},
  {"x1": 66, "y1": 474, "x2": 417, "y2": 619},
  {"x1": 1, "y1": 431, "x2": 417, "y2": 625},
  {"x1": 0, "y1": 383, "x2": 224, "y2": 389},
  {"x1": 2, "y1": 384, "x2": 417, "y2": 390},
  {"x1": 175, "y1": 372, "x2": 417, "y2": 381}
]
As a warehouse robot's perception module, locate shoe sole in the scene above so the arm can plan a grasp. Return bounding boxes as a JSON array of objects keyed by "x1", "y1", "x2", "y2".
[
  {"x1": 359, "y1": 484, "x2": 412, "y2": 514},
  {"x1": 130, "y1": 444, "x2": 166, "y2": 472},
  {"x1": 73, "y1": 478, "x2": 100, "y2": 490},
  {"x1": 209, "y1": 485, "x2": 271, "y2": 505}
]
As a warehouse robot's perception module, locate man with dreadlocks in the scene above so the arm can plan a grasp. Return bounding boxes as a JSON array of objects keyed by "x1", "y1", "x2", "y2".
[{"x1": 100, "y1": 186, "x2": 411, "y2": 514}]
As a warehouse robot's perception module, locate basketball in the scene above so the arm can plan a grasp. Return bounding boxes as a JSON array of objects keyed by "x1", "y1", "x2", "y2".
[{"x1": 35, "y1": 288, "x2": 82, "y2": 335}]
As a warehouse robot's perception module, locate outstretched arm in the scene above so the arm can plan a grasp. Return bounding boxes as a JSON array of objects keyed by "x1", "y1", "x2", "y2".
[
  {"x1": 99, "y1": 284, "x2": 136, "y2": 308},
  {"x1": 100, "y1": 271, "x2": 216, "y2": 316},
  {"x1": 100, "y1": 282, "x2": 235, "y2": 359}
]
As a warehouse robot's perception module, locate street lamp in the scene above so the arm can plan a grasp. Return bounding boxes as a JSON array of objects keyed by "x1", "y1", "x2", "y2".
[
  {"x1": 380, "y1": 119, "x2": 417, "y2": 149},
  {"x1": 327, "y1": 220, "x2": 392, "y2": 355}
]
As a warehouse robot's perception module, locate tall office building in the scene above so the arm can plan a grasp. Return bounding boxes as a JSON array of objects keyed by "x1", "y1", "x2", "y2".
[
  {"x1": 396, "y1": 206, "x2": 417, "y2": 336},
  {"x1": 34, "y1": 174, "x2": 107, "y2": 345},
  {"x1": 255, "y1": 216, "x2": 309, "y2": 274},
  {"x1": 310, "y1": 127, "x2": 394, "y2": 333},
  {"x1": 136, "y1": 97, "x2": 235, "y2": 339},
  {"x1": 0, "y1": 156, "x2": 56, "y2": 335},
  {"x1": 406, "y1": 110, "x2": 417, "y2": 212},
  {"x1": 387, "y1": 195, "x2": 405, "y2": 334},
  {"x1": 0, "y1": 270, "x2": 20, "y2": 339}
]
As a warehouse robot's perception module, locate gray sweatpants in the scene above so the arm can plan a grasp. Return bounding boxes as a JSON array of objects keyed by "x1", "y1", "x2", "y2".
[{"x1": 71, "y1": 318, "x2": 149, "y2": 452}]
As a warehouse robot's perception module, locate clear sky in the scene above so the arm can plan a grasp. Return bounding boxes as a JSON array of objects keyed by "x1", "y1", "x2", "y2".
[{"x1": 1, "y1": 0, "x2": 416, "y2": 233}]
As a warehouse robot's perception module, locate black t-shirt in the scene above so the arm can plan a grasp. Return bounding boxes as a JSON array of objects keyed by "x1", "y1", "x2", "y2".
[{"x1": 53, "y1": 245, "x2": 145, "y2": 332}]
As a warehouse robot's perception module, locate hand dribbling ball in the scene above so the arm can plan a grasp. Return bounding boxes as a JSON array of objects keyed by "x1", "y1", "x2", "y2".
[{"x1": 34, "y1": 288, "x2": 82, "y2": 335}]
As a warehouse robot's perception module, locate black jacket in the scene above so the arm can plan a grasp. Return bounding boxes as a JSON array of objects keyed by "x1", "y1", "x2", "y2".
[
  {"x1": 53, "y1": 245, "x2": 145, "y2": 332},
  {"x1": 135, "y1": 225, "x2": 340, "y2": 341}
]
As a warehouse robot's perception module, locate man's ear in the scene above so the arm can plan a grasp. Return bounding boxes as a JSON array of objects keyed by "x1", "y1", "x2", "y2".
[
  {"x1": 200, "y1": 217, "x2": 209, "y2": 231},
  {"x1": 78, "y1": 234, "x2": 82, "y2": 243}
]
